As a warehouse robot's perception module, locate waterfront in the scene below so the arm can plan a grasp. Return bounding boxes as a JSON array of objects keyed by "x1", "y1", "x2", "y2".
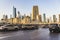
[{"x1": 0, "y1": 28, "x2": 59, "y2": 40}]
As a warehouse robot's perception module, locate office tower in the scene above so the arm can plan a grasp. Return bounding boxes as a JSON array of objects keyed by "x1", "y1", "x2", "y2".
[
  {"x1": 18, "y1": 11, "x2": 21, "y2": 18},
  {"x1": 49, "y1": 17, "x2": 52, "y2": 23},
  {"x1": 3, "y1": 15, "x2": 6, "y2": 19},
  {"x1": 13, "y1": 6, "x2": 16, "y2": 18},
  {"x1": 5, "y1": 15, "x2": 8, "y2": 19},
  {"x1": 10, "y1": 15, "x2": 12, "y2": 18},
  {"x1": 47, "y1": 18, "x2": 49, "y2": 23},
  {"x1": 24, "y1": 14, "x2": 26, "y2": 16},
  {"x1": 43, "y1": 13, "x2": 46, "y2": 23},
  {"x1": 36, "y1": 14, "x2": 42, "y2": 22},
  {"x1": 32, "y1": 6, "x2": 39, "y2": 21},
  {"x1": 30, "y1": 13, "x2": 31, "y2": 19},
  {"x1": 39, "y1": 15, "x2": 42, "y2": 23},
  {"x1": 3, "y1": 15, "x2": 8, "y2": 19},
  {"x1": 30, "y1": 13, "x2": 32, "y2": 22},
  {"x1": 21, "y1": 14, "x2": 26, "y2": 19},
  {"x1": 53, "y1": 15, "x2": 57, "y2": 23},
  {"x1": 59, "y1": 14, "x2": 60, "y2": 23}
]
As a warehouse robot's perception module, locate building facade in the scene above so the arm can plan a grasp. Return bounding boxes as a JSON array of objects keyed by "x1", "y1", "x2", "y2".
[
  {"x1": 13, "y1": 6, "x2": 16, "y2": 18},
  {"x1": 59, "y1": 14, "x2": 60, "y2": 23},
  {"x1": 43, "y1": 13, "x2": 46, "y2": 23},
  {"x1": 32, "y1": 6, "x2": 39, "y2": 21},
  {"x1": 53, "y1": 15, "x2": 57, "y2": 23},
  {"x1": 39, "y1": 15, "x2": 42, "y2": 23}
]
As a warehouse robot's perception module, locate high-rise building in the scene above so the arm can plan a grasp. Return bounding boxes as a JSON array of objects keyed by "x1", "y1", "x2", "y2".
[
  {"x1": 43, "y1": 13, "x2": 46, "y2": 23},
  {"x1": 3, "y1": 15, "x2": 6, "y2": 19},
  {"x1": 47, "y1": 18, "x2": 49, "y2": 23},
  {"x1": 5, "y1": 15, "x2": 8, "y2": 19},
  {"x1": 18, "y1": 11, "x2": 21, "y2": 18},
  {"x1": 10, "y1": 15, "x2": 12, "y2": 18},
  {"x1": 53, "y1": 15, "x2": 57, "y2": 23},
  {"x1": 39, "y1": 15, "x2": 42, "y2": 23},
  {"x1": 3, "y1": 15, "x2": 8, "y2": 19},
  {"x1": 59, "y1": 14, "x2": 60, "y2": 23},
  {"x1": 13, "y1": 6, "x2": 16, "y2": 18},
  {"x1": 48, "y1": 17, "x2": 52, "y2": 23},
  {"x1": 21, "y1": 14, "x2": 26, "y2": 19},
  {"x1": 30, "y1": 13, "x2": 31, "y2": 19},
  {"x1": 32, "y1": 6, "x2": 39, "y2": 21}
]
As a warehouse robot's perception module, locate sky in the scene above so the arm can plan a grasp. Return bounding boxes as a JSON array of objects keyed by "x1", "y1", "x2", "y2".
[{"x1": 0, "y1": 0, "x2": 60, "y2": 20}]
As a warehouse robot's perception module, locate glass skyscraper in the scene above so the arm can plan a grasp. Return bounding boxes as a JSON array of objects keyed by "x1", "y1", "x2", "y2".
[
  {"x1": 43, "y1": 13, "x2": 46, "y2": 23},
  {"x1": 13, "y1": 6, "x2": 16, "y2": 18}
]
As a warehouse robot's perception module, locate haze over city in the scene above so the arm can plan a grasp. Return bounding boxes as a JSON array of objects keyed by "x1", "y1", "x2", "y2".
[
  {"x1": 0, "y1": 0, "x2": 60, "y2": 40},
  {"x1": 0, "y1": 0, "x2": 60, "y2": 20}
]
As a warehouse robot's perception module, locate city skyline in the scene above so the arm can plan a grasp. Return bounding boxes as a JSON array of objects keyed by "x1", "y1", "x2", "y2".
[{"x1": 0, "y1": 0, "x2": 60, "y2": 20}]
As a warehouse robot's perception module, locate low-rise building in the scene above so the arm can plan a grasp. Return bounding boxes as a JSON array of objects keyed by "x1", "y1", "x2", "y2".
[
  {"x1": 21, "y1": 16, "x2": 31, "y2": 24},
  {"x1": 8, "y1": 18, "x2": 21, "y2": 24}
]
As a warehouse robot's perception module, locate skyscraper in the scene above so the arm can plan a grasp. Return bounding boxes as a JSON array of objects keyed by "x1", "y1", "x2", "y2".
[
  {"x1": 3, "y1": 15, "x2": 8, "y2": 19},
  {"x1": 39, "y1": 15, "x2": 42, "y2": 23},
  {"x1": 5, "y1": 15, "x2": 8, "y2": 19},
  {"x1": 3, "y1": 15, "x2": 6, "y2": 19},
  {"x1": 18, "y1": 11, "x2": 21, "y2": 18},
  {"x1": 59, "y1": 14, "x2": 60, "y2": 23},
  {"x1": 43, "y1": 13, "x2": 46, "y2": 23},
  {"x1": 10, "y1": 15, "x2": 12, "y2": 18},
  {"x1": 32, "y1": 6, "x2": 39, "y2": 21},
  {"x1": 47, "y1": 18, "x2": 49, "y2": 23},
  {"x1": 53, "y1": 15, "x2": 57, "y2": 23},
  {"x1": 13, "y1": 6, "x2": 16, "y2": 18}
]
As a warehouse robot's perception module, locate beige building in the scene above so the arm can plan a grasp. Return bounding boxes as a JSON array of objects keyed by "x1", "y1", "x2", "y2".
[
  {"x1": 59, "y1": 14, "x2": 60, "y2": 23},
  {"x1": 8, "y1": 18, "x2": 13, "y2": 24},
  {"x1": 39, "y1": 15, "x2": 42, "y2": 23},
  {"x1": 8, "y1": 18, "x2": 21, "y2": 24},
  {"x1": 53, "y1": 15, "x2": 57, "y2": 23},
  {"x1": 32, "y1": 6, "x2": 39, "y2": 21},
  {"x1": 21, "y1": 16, "x2": 31, "y2": 24},
  {"x1": 13, "y1": 18, "x2": 21, "y2": 24}
]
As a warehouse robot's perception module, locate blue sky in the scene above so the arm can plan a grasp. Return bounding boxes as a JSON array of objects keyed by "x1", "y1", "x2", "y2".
[{"x1": 0, "y1": 0, "x2": 60, "y2": 19}]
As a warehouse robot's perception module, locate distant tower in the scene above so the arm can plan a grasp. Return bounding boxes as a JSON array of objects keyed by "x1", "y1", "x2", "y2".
[
  {"x1": 39, "y1": 15, "x2": 42, "y2": 23},
  {"x1": 3, "y1": 15, "x2": 6, "y2": 19},
  {"x1": 10, "y1": 15, "x2": 12, "y2": 18},
  {"x1": 30, "y1": 13, "x2": 32, "y2": 19},
  {"x1": 13, "y1": 6, "x2": 16, "y2": 18},
  {"x1": 47, "y1": 18, "x2": 49, "y2": 23},
  {"x1": 22, "y1": 14, "x2": 26, "y2": 19},
  {"x1": 50, "y1": 17, "x2": 52, "y2": 23},
  {"x1": 24, "y1": 14, "x2": 26, "y2": 17},
  {"x1": 32, "y1": 6, "x2": 39, "y2": 21},
  {"x1": 59, "y1": 14, "x2": 60, "y2": 23},
  {"x1": 5, "y1": 15, "x2": 8, "y2": 19},
  {"x1": 53, "y1": 15, "x2": 57, "y2": 23},
  {"x1": 3, "y1": 15, "x2": 8, "y2": 19},
  {"x1": 43, "y1": 13, "x2": 46, "y2": 23},
  {"x1": 18, "y1": 11, "x2": 21, "y2": 18}
]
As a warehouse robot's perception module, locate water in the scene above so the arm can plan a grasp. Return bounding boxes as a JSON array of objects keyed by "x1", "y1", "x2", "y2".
[
  {"x1": 21, "y1": 28, "x2": 60, "y2": 40},
  {"x1": 0, "y1": 28, "x2": 60, "y2": 40}
]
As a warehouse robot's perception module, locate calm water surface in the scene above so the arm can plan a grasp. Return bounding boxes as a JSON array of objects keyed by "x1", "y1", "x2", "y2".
[{"x1": 0, "y1": 28, "x2": 60, "y2": 40}]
